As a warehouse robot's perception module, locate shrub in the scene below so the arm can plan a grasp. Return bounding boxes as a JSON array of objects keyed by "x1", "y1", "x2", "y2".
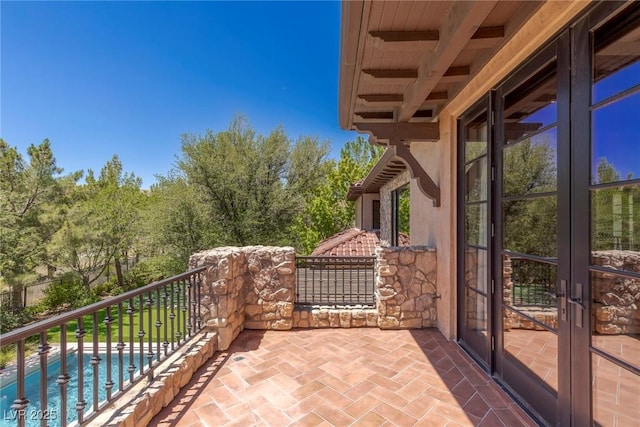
[
  {"x1": 0, "y1": 299, "x2": 32, "y2": 333},
  {"x1": 91, "y1": 277, "x2": 123, "y2": 297},
  {"x1": 42, "y1": 273, "x2": 99, "y2": 313},
  {"x1": 91, "y1": 256, "x2": 185, "y2": 296},
  {"x1": 0, "y1": 346, "x2": 16, "y2": 369},
  {"x1": 124, "y1": 256, "x2": 185, "y2": 290}
]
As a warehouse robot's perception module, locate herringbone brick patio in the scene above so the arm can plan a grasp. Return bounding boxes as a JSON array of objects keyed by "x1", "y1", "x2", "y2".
[{"x1": 153, "y1": 328, "x2": 537, "y2": 426}]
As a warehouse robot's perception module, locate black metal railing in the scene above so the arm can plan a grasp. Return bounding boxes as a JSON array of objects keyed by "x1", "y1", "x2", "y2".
[
  {"x1": 510, "y1": 257, "x2": 557, "y2": 307},
  {"x1": 0, "y1": 267, "x2": 205, "y2": 427},
  {"x1": 295, "y1": 256, "x2": 376, "y2": 305}
]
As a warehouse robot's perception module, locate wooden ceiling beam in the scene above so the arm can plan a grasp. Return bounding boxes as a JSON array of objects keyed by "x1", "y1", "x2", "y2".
[
  {"x1": 369, "y1": 26, "x2": 504, "y2": 51},
  {"x1": 353, "y1": 122, "x2": 439, "y2": 142},
  {"x1": 370, "y1": 30, "x2": 439, "y2": 43},
  {"x1": 396, "y1": 1, "x2": 498, "y2": 122},
  {"x1": 505, "y1": 122, "x2": 544, "y2": 141},
  {"x1": 467, "y1": 26, "x2": 505, "y2": 49},
  {"x1": 369, "y1": 30, "x2": 439, "y2": 51},
  {"x1": 362, "y1": 69, "x2": 418, "y2": 83},
  {"x1": 412, "y1": 109, "x2": 433, "y2": 118},
  {"x1": 425, "y1": 91, "x2": 448, "y2": 101},
  {"x1": 360, "y1": 91, "x2": 448, "y2": 107},
  {"x1": 354, "y1": 111, "x2": 395, "y2": 122},
  {"x1": 359, "y1": 94, "x2": 404, "y2": 106},
  {"x1": 439, "y1": 66, "x2": 471, "y2": 83}
]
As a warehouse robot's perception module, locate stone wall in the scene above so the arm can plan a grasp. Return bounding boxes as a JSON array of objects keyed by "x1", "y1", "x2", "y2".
[
  {"x1": 592, "y1": 250, "x2": 640, "y2": 335},
  {"x1": 502, "y1": 251, "x2": 640, "y2": 333},
  {"x1": 501, "y1": 255, "x2": 559, "y2": 330},
  {"x1": 292, "y1": 305, "x2": 378, "y2": 328},
  {"x1": 375, "y1": 246, "x2": 437, "y2": 329},
  {"x1": 190, "y1": 245, "x2": 442, "y2": 339},
  {"x1": 90, "y1": 331, "x2": 218, "y2": 427},
  {"x1": 189, "y1": 246, "x2": 296, "y2": 350}
]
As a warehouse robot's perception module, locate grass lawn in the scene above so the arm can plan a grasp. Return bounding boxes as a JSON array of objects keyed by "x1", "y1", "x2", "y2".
[
  {"x1": 1, "y1": 306, "x2": 193, "y2": 367},
  {"x1": 47, "y1": 305, "x2": 191, "y2": 343}
]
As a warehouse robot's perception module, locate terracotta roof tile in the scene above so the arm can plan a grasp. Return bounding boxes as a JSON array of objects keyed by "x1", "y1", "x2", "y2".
[{"x1": 311, "y1": 228, "x2": 410, "y2": 257}]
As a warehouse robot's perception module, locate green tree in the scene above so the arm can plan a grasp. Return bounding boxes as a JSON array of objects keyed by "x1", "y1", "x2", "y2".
[
  {"x1": 48, "y1": 155, "x2": 144, "y2": 287},
  {"x1": 176, "y1": 115, "x2": 331, "y2": 247},
  {"x1": 501, "y1": 138, "x2": 557, "y2": 257},
  {"x1": 398, "y1": 187, "x2": 410, "y2": 235},
  {"x1": 140, "y1": 172, "x2": 213, "y2": 263},
  {"x1": 592, "y1": 158, "x2": 640, "y2": 251},
  {"x1": 292, "y1": 136, "x2": 383, "y2": 254},
  {"x1": 0, "y1": 139, "x2": 79, "y2": 310}
]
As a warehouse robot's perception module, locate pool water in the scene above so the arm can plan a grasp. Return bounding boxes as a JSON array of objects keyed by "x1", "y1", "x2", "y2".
[{"x1": 0, "y1": 352, "x2": 138, "y2": 427}]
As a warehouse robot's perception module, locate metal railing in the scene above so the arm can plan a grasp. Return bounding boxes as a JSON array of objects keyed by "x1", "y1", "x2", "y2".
[
  {"x1": 511, "y1": 257, "x2": 557, "y2": 307},
  {"x1": 0, "y1": 267, "x2": 205, "y2": 427},
  {"x1": 295, "y1": 256, "x2": 376, "y2": 305}
]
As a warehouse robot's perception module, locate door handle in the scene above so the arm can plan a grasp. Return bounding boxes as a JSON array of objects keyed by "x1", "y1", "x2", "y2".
[
  {"x1": 569, "y1": 282, "x2": 585, "y2": 328},
  {"x1": 558, "y1": 280, "x2": 567, "y2": 321},
  {"x1": 567, "y1": 296, "x2": 586, "y2": 310}
]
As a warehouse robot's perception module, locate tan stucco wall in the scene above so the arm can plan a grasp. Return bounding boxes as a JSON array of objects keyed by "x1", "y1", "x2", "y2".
[
  {"x1": 409, "y1": 119, "x2": 456, "y2": 339},
  {"x1": 358, "y1": 193, "x2": 380, "y2": 230},
  {"x1": 408, "y1": 0, "x2": 592, "y2": 340}
]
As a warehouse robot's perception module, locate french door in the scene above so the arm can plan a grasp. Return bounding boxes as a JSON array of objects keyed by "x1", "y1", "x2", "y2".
[{"x1": 458, "y1": 2, "x2": 640, "y2": 425}]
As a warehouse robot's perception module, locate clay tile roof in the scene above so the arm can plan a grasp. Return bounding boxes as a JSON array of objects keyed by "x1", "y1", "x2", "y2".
[{"x1": 311, "y1": 228, "x2": 410, "y2": 257}]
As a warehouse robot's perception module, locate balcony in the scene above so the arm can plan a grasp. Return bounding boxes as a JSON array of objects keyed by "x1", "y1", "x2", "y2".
[
  {"x1": 0, "y1": 245, "x2": 537, "y2": 426},
  {"x1": 153, "y1": 328, "x2": 536, "y2": 426}
]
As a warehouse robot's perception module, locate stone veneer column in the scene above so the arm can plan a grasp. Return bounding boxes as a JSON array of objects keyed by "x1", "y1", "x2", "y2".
[
  {"x1": 375, "y1": 246, "x2": 437, "y2": 329},
  {"x1": 189, "y1": 246, "x2": 296, "y2": 350}
]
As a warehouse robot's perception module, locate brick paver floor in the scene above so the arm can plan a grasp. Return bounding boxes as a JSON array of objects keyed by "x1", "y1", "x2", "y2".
[{"x1": 153, "y1": 328, "x2": 538, "y2": 426}]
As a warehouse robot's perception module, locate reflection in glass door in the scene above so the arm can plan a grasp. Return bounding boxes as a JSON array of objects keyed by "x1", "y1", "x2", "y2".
[
  {"x1": 496, "y1": 48, "x2": 563, "y2": 425},
  {"x1": 457, "y1": 4, "x2": 640, "y2": 425},
  {"x1": 587, "y1": 12, "x2": 640, "y2": 426},
  {"x1": 458, "y1": 103, "x2": 491, "y2": 367}
]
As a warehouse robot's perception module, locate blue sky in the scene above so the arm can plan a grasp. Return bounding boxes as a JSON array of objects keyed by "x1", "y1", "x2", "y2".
[{"x1": 1, "y1": 1, "x2": 359, "y2": 187}]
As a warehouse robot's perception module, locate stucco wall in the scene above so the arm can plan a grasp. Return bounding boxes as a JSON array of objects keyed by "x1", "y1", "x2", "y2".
[{"x1": 358, "y1": 193, "x2": 380, "y2": 230}]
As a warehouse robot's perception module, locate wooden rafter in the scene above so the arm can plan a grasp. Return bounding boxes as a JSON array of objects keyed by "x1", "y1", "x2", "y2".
[
  {"x1": 396, "y1": 1, "x2": 498, "y2": 122},
  {"x1": 370, "y1": 30, "x2": 439, "y2": 43},
  {"x1": 355, "y1": 111, "x2": 394, "y2": 120},
  {"x1": 504, "y1": 123, "x2": 544, "y2": 141},
  {"x1": 353, "y1": 122, "x2": 439, "y2": 142},
  {"x1": 359, "y1": 94, "x2": 404, "y2": 106},
  {"x1": 359, "y1": 91, "x2": 448, "y2": 107},
  {"x1": 362, "y1": 69, "x2": 417, "y2": 83},
  {"x1": 369, "y1": 26, "x2": 504, "y2": 51}
]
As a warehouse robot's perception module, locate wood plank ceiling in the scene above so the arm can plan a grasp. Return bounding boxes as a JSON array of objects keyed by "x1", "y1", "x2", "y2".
[{"x1": 339, "y1": 0, "x2": 544, "y2": 137}]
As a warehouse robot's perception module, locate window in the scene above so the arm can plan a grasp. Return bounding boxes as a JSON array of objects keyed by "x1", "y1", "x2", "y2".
[{"x1": 372, "y1": 200, "x2": 380, "y2": 229}]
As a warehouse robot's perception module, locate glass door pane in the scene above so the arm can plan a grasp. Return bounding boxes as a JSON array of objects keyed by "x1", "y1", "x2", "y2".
[
  {"x1": 590, "y1": 16, "x2": 640, "y2": 425},
  {"x1": 459, "y1": 108, "x2": 491, "y2": 367},
  {"x1": 498, "y1": 54, "x2": 561, "y2": 425}
]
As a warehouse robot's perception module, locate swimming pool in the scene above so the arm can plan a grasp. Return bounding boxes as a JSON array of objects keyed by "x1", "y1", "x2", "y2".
[{"x1": 0, "y1": 352, "x2": 138, "y2": 427}]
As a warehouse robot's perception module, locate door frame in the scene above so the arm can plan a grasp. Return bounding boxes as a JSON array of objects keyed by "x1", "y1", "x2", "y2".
[
  {"x1": 456, "y1": 2, "x2": 639, "y2": 425},
  {"x1": 457, "y1": 95, "x2": 493, "y2": 370}
]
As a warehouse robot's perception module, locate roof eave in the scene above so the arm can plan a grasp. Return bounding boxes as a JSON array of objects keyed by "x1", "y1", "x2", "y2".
[{"x1": 338, "y1": 0, "x2": 366, "y2": 131}]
